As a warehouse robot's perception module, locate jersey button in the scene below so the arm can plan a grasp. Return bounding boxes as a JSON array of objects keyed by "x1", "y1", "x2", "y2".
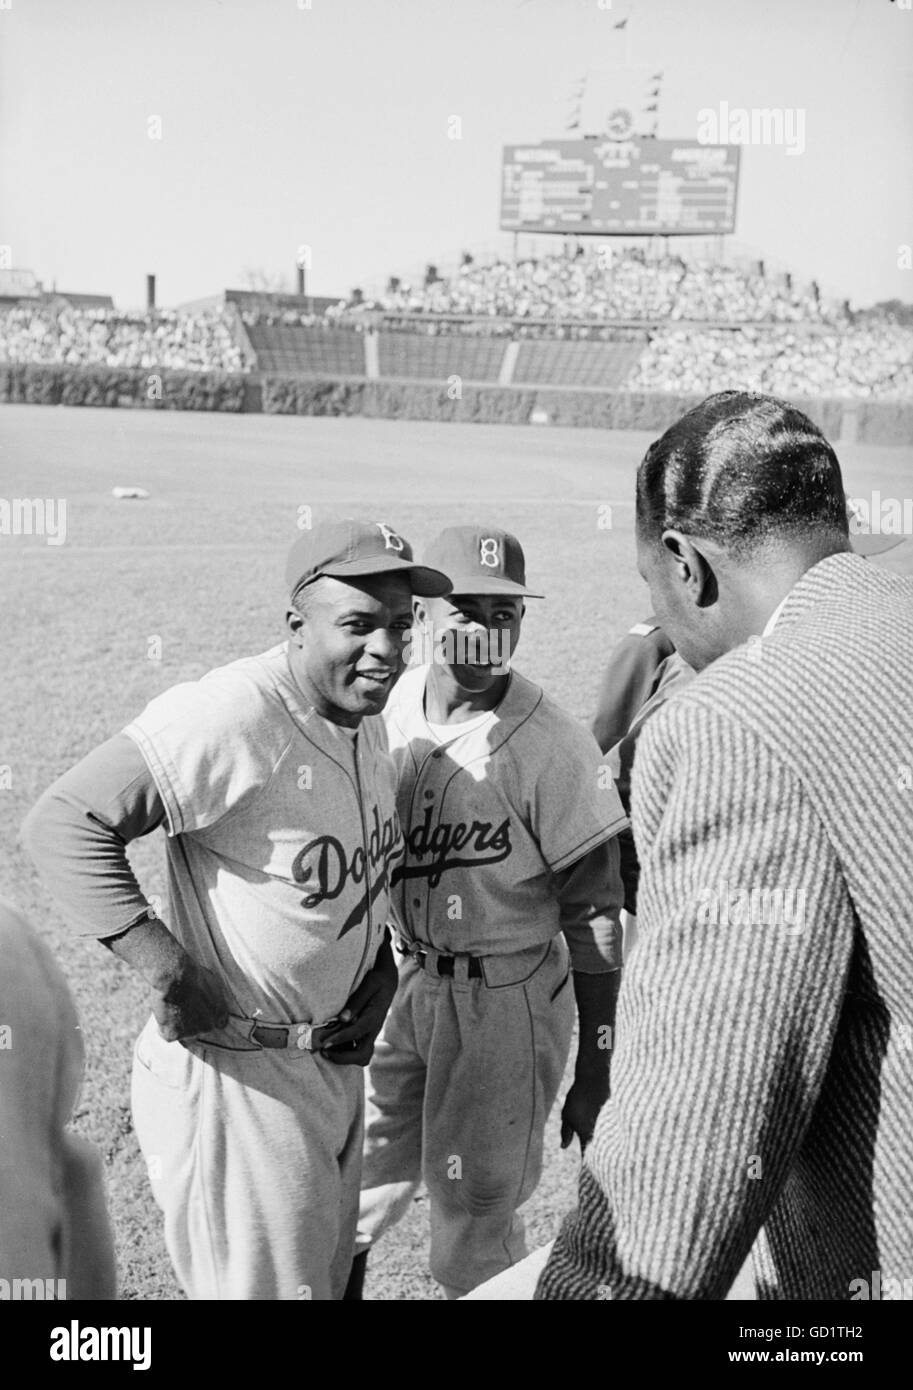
[
  {"x1": 432, "y1": 749, "x2": 443, "y2": 759},
  {"x1": 424, "y1": 790, "x2": 434, "y2": 800},
  {"x1": 412, "y1": 897, "x2": 421, "y2": 909}
]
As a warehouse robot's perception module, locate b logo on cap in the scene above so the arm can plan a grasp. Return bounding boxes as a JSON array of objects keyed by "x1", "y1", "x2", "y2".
[
  {"x1": 479, "y1": 537, "x2": 500, "y2": 568},
  {"x1": 376, "y1": 522, "x2": 404, "y2": 552}
]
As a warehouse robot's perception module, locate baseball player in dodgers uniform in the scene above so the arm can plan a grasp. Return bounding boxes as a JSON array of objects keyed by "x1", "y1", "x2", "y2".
[
  {"x1": 350, "y1": 526, "x2": 628, "y2": 1298},
  {"x1": 24, "y1": 519, "x2": 452, "y2": 1300}
]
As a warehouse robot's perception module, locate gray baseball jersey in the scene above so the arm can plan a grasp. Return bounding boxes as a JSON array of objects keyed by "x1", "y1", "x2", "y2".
[
  {"x1": 359, "y1": 661, "x2": 628, "y2": 1292},
  {"x1": 382, "y1": 663, "x2": 628, "y2": 958},
  {"x1": 123, "y1": 640, "x2": 403, "y2": 1299}
]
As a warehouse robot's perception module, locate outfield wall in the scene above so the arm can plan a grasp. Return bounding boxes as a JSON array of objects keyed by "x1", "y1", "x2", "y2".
[{"x1": 1, "y1": 364, "x2": 910, "y2": 445}]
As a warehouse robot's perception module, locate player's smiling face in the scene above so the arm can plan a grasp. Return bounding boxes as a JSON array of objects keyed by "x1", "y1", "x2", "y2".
[
  {"x1": 286, "y1": 573, "x2": 414, "y2": 726},
  {"x1": 421, "y1": 592, "x2": 523, "y2": 693}
]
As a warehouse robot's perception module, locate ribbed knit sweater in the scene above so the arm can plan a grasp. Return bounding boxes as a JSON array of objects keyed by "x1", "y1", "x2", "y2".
[{"x1": 537, "y1": 551, "x2": 913, "y2": 1300}]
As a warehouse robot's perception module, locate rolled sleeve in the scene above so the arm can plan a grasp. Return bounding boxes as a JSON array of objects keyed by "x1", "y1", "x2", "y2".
[{"x1": 22, "y1": 734, "x2": 164, "y2": 940}]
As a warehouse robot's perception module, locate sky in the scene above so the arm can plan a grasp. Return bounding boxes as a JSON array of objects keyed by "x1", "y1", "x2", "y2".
[{"x1": 1, "y1": 0, "x2": 911, "y2": 310}]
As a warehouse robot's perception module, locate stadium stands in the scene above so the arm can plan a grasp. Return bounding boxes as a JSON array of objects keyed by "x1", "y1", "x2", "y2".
[
  {"x1": 368, "y1": 246, "x2": 841, "y2": 325},
  {"x1": 0, "y1": 247, "x2": 910, "y2": 403},
  {"x1": 0, "y1": 305, "x2": 244, "y2": 372},
  {"x1": 630, "y1": 326, "x2": 913, "y2": 400},
  {"x1": 513, "y1": 337, "x2": 646, "y2": 390},
  {"x1": 245, "y1": 323, "x2": 364, "y2": 376},
  {"x1": 377, "y1": 332, "x2": 505, "y2": 383}
]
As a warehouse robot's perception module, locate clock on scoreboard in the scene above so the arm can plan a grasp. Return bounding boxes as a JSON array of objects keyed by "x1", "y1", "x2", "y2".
[{"x1": 500, "y1": 138, "x2": 740, "y2": 236}]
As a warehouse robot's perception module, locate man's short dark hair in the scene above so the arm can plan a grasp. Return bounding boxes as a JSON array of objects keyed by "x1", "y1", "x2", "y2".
[
  {"x1": 290, "y1": 577, "x2": 322, "y2": 618},
  {"x1": 635, "y1": 391, "x2": 849, "y2": 558}
]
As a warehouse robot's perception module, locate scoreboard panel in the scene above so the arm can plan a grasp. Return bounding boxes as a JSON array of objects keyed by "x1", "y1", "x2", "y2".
[{"x1": 500, "y1": 138, "x2": 740, "y2": 235}]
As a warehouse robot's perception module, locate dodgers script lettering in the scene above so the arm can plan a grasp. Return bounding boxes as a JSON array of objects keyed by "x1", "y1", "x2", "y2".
[
  {"x1": 394, "y1": 810, "x2": 512, "y2": 887},
  {"x1": 291, "y1": 806, "x2": 404, "y2": 936}
]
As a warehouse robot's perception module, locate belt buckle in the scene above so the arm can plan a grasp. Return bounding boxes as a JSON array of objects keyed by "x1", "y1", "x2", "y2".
[
  {"x1": 396, "y1": 938, "x2": 428, "y2": 970},
  {"x1": 298, "y1": 1018, "x2": 342, "y2": 1051},
  {"x1": 250, "y1": 1019, "x2": 339, "y2": 1052}
]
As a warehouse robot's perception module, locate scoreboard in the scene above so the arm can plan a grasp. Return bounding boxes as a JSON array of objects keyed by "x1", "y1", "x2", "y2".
[{"x1": 500, "y1": 138, "x2": 740, "y2": 236}]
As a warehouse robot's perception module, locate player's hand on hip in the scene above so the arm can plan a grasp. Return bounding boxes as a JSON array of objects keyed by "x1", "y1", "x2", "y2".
[
  {"x1": 321, "y1": 936, "x2": 399, "y2": 1067},
  {"x1": 560, "y1": 1075, "x2": 610, "y2": 1153},
  {"x1": 153, "y1": 957, "x2": 231, "y2": 1042}
]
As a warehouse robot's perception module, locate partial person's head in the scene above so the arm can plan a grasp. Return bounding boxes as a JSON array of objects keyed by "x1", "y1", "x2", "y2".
[
  {"x1": 635, "y1": 392, "x2": 851, "y2": 671},
  {"x1": 415, "y1": 525, "x2": 542, "y2": 695},
  {"x1": 285, "y1": 518, "x2": 451, "y2": 726}
]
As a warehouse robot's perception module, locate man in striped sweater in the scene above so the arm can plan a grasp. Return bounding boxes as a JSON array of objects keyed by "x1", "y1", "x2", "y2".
[{"x1": 538, "y1": 390, "x2": 913, "y2": 1300}]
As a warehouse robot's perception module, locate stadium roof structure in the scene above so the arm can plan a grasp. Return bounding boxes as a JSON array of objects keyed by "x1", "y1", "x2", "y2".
[
  {"x1": 0, "y1": 273, "x2": 115, "y2": 312},
  {"x1": 50, "y1": 292, "x2": 115, "y2": 310},
  {"x1": 224, "y1": 288, "x2": 342, "y2": 315},
  {"x1": 0, "y1": 268, "x2": 42, "y2": 302}
]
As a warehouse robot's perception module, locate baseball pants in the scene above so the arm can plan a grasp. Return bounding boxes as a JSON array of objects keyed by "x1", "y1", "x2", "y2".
[
  {"x1": 132, "y1": 1015, "x2": 364, "y2": 1300},
  {"x1": 357, "y1": 936, "x2": 575, "y2": 1295}
]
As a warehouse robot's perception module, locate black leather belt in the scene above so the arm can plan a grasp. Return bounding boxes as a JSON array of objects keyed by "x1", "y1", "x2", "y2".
[
  {"x1": 434, "y1": 953, "x2": 483, "y2": 979},
  {"x1": 398, "y1": 941, "x2": 484, "y2": 979},
  {"x1": 250, "y1": 1020, "x2": 343, "y2": 1051}
]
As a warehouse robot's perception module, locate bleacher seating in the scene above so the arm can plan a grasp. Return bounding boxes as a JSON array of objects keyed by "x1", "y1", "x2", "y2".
[
  {"x1": 368, "y1": 247, "x2": 840, "y2": 325},
  {"x1": 0, "y1": 305, "x2": 244, "y2": 372},
  {"x1": 513, "y1": 338, "x2": 646, "y2": 389},
  {"x1": 1, "y1": 260, "x2": 910, "y2": 404},
  {"x1": 376, "y1": 334, "x2": 505, "y2": 382},
  {"x1": 243, "y1": 323, "x2": 364, "y2": 376},
  {"x1": 630, "y1": 326, "x2": 913, "y2": 400}
]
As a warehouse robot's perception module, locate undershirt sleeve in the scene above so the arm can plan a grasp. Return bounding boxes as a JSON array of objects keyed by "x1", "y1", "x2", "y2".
[
  {"x1": 22, "y1": 733, "x2": 167, "y2": 940},
  {"x1": 555, "y1": 837, "x2": 625, "y2": 973}
]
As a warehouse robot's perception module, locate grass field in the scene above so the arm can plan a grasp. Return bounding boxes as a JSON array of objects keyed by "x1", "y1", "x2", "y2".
[{"x1": 2, "y1": 403, "x2": 911, "y2": 1301}]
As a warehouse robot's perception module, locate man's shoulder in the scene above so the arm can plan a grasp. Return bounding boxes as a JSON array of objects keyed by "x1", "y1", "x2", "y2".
[
  {"x1": 127, "y1": 644, "x2": 296, "y2": 753},
  {"x1": 200, "y1": 643, "x2": 289, "y2": 700},
  {"x1": 646, "y1": 640, "x2": 788, "y2": 739},
  {"x1": 641, "y1": 558, "x2": 913, "y2": 763},
  {"x1": 507, "y1": 671, "x2": 602, "y2": 762},
  {"x1": 615, "y1": 618, "x2": 675, "y2": 662}
]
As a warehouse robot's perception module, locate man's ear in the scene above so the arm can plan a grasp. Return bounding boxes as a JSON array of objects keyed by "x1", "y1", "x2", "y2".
[
  {"x1": 286, "y1": 606, "x2": 305, "y2": 645},
  {"x1": 413, "y1": 598, "x2": 428, "y2": 626},
  {"x1": 661, "y1": 530, "x2": 717, "y2": 608}
]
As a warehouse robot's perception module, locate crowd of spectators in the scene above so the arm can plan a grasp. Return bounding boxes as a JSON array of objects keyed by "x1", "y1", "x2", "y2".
[
  {"x1": 239, "y1": 308, "x2": 349, "y2": 331},
  {"x1": 357, "y1": 246, "x2": 840, "y2": 325},
  {"x1": 373, "y1": 315, "x2": 649, "y2": 342},
  {"x1": 0, "y1": 305, "x2": 245, "y2": 371},
  {"x1": 1, "y1": 261, "x2": 910, "y2": 401},
  {"x1": 629, "y1": 326, "x2": 913, "y2": 400}
]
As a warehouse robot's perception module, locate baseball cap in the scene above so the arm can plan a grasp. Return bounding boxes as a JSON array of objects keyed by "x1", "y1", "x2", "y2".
[
  {"x1": 286, "y1": 518, "x2": 452, "y2": 598},
  {"x1": 846, "y1": 496, "x2": 907, "y2": 557},
  {"x1": 422, "y1": 525, "x2": 544, "y2": 598}
]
